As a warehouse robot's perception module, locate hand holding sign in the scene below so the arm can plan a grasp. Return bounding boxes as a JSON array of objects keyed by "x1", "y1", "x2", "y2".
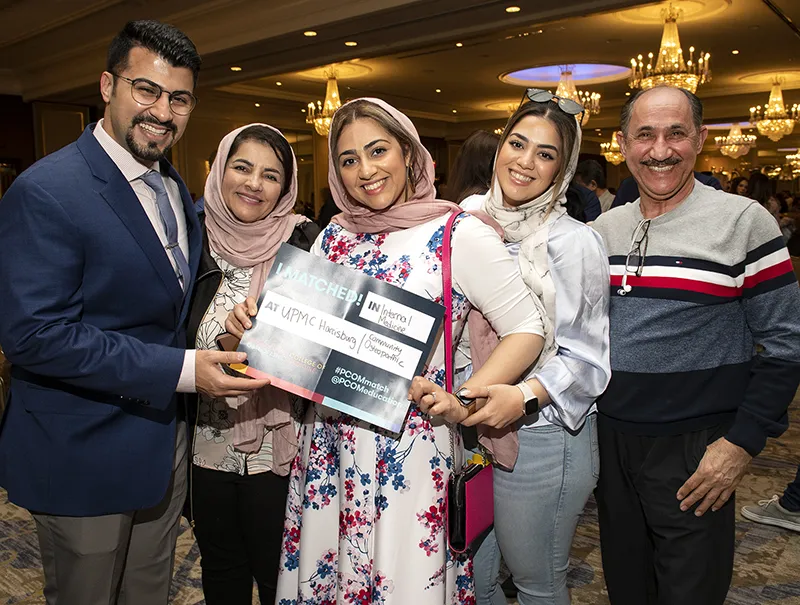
[
  {"x1": 226, "y1": 297, "x2": 257, "y2": 339},
  {"x1": 232, "y1": 244, "x2": 444, "y2": 433}
]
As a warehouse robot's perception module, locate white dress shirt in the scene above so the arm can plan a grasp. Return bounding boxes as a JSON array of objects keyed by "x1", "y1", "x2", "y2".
[{"x1": 93, "y1": 120, "x2": 196, "y2": 392}]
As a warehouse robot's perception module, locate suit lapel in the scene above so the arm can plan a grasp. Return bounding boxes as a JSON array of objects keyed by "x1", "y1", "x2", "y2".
[
  {"x1": 78, "y1": 127, "x2": 183, "y2": 317},
  {"x1": 99, "y1": 172, "x2": 184, "y2": 314}
]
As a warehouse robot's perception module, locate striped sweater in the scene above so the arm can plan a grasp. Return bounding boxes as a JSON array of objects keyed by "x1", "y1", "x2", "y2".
[{"x1": 592, "y1": 180, "x2": 800, "y2": 456}]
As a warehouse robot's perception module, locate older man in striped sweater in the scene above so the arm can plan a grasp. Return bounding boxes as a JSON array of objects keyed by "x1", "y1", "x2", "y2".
[{"x1": 592, "y1": 86, "x2": 800, "y2": 605}]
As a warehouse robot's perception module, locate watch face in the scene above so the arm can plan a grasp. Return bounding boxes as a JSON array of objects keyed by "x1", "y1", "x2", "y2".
[{"x1": 524, "y1": 397, "x2": 539, "y2": 416}]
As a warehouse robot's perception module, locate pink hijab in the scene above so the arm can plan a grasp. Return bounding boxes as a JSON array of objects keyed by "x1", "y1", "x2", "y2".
[
  {"x1": 203, "y1": 123, "x2": 309, "y2": 473},
  {"x1": 204, "y1": 123, "x2": 309, "y2": 300},
  {"x1": 326, "y1": 99, "x2": 517, "y2": 467},
  {"x1": 329, "y1": 97, "x2": 462, "y2": 234}
]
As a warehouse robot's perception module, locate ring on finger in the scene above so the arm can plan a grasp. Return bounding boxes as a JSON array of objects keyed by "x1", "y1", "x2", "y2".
[{"x1": 431, "y1": 391, "x2": 436, "y2": 402}]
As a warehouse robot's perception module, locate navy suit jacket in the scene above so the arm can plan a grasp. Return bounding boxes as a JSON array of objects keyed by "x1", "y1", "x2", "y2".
[{"x1": 0, "y1": 124, "x2": 201, "y2": 516}]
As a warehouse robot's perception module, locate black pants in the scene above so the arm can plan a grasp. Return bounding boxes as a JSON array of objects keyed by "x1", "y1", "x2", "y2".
[
  {"x1": 191, "y1": 464, "x2": 290, "y2": 605},
  {"x1": 780, "y1": 463, "x2": 800, "y2": 512},
  {"x1": 595, "y1": 415, "x2": 735, "y2": 605}
]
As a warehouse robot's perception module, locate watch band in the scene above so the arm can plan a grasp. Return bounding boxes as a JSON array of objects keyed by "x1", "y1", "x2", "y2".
[{"x1": 516, "y1": 381, "x2": 539, "y2": 416}]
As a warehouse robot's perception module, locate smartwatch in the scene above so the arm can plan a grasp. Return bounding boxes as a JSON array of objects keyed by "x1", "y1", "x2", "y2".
[
  {"x1": 516, "y1": 381, "x2": 540, "y2": 417},
  {"x1": 454, "y1": 388, "x2": 478, "y2": 415}
]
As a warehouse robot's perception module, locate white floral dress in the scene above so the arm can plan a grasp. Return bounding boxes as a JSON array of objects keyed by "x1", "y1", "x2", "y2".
[{"x1": 276, "y1": 214, "x2": 541, "y2": 605}]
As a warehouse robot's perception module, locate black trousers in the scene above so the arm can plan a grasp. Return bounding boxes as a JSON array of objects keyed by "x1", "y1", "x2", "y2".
[
  {"x1": 191, "y1": 464, "x2": 290, "y2": 605},
  {"x1": 595, "y1": 414, "x2": 735, "y2": 605}
]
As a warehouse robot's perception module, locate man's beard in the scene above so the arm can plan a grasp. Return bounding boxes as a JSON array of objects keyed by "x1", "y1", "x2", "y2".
[{"x1": 125, "y1": 115, "x2": 176, "y2": 162}]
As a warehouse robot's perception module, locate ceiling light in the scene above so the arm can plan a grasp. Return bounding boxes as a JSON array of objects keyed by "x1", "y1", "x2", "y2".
[
  {"x1": 555, "y1": 66, "x2": 600, "y2": 125},
  {"x1": 452, "y1": 109, "x2": 458, "y2": 113},
  {"x1": 731, "y1": 50, "x2": 739, "y2": 55},
  {"x1": 345, "y1": 41, "x2": 358, "y2": 47},
  {"x1": 506, "y1": 6, "x2": 521, "y2": 12},
  {"x1": 254, "y1": 103, "x2": 260, "y2": 107},
  {"x1": 750, "y1": 77, "x2": 799, "y2": 142},
  {"x1": 304, "y1": 31, "x2": 317, "y2": 37},
  {"x1": 715, "y1": 123, "x2": 756, "y2": 158},
  {"x1": 601, "y1": 134, "x2": 625, "y2": 165},
  {"x1": 456, "y1": 42, "x2": 463, "y2": 47},
  {"x1": 307, "y1": 67, "x2": 342, "y2": 136},
  {"x1": 625, "y1": 91, "x2": 631, "y2": 96},
  {"x1": 276, "y1": 82, "x2": 282, "y2": 86},
  {"x1": 435, "y1": 88, "x2": 442, "y2": 93},
  {"x1": 230, "y1": 66, "x2": 242, "y2": 72},
  {"x1": 629, "y1": 4, "x2": 710, "y2": 94}
]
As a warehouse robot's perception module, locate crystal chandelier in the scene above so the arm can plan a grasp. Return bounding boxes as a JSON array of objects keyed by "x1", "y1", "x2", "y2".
[
  {"x1": 601, "y1": 133, "x2": 625, "y2": 165},
  {"x1": 787, "y1": 153, "x2": 800, "y2": 168},
  {"x1": 749, "y1": 79, "x2": 799, "y2": 142},
  {"x1": 714, "y1": 124, "x2": 756, "y2": 159},
  {"x1": 306, "y1": 68, "x2": 342, "y2": 136},
  {"x1": 629, "y1": 3, "x2": 710, "y2": 94},
  {"x1": 555, "y1": 66, "x2": 600, "y2": 126}
]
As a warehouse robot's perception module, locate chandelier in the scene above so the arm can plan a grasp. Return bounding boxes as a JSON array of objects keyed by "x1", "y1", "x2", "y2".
[
  {"x1": 306, "y1": 68, "x2": 342, "y2": 136},
  {"x1": 714, "y1": 124, "x2": 756, "y2": 159},
  {"x1": 788, "y1": 153, "x2": 800, "y2": 168},
  {"x1": 555, "y1": 66, "x2": 600, "y2": 126},
  {"x1": 629, "y1": 3, "x2": 710, "y2": 94},
  {"x1": 749, "y1": 79, "x2": 799, "y2": 142},
  {"x1": 601, "y1": 133, "x2": 625, "y2": 165}
]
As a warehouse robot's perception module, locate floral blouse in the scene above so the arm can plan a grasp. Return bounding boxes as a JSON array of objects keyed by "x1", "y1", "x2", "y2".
[{"x1": 192, "y1": 251, "x2": 291, "y2": 475}]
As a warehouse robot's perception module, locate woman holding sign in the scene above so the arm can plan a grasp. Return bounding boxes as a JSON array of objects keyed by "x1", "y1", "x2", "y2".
[
  {"x1": 229, "y1": 98, "x2": 545, "y2": 603},
  {"x1": 421, "y1": 92, "x2": 611, "y2": 605},
  {"x1": 185, "y1": 124, "x2": 319, "y2": 605}
]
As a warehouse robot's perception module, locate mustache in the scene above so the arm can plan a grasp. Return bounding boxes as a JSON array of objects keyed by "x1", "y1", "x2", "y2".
[
  {"x1": 640, "y1": 157, "x2": 681, "y2": 168},
  {"x1": 132, "y1": 114, "x2": 176, "y2": 135}
]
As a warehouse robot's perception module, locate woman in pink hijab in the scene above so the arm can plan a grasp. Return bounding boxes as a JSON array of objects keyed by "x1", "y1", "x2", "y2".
[
  {"x1": 229, "y1": 99, "x2": 545, "y2": 603},
  {"x1": 185, "y1": 123, "x2": 319, "y2": 605}
]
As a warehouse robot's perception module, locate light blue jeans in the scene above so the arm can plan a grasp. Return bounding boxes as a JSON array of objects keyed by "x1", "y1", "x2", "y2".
[{"x1": 472, "y1": 414, "x2": 599, "y2": 605}]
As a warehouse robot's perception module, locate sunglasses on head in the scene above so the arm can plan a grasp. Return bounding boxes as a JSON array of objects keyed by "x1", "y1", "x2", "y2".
[{"x1": 522, "y1": 88, "x2": 586, "y2": 122}]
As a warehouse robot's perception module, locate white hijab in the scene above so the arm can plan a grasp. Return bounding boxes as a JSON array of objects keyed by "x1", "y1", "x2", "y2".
[{"x1": 477, "y1": 118, "x2": 582, "y2": 372}]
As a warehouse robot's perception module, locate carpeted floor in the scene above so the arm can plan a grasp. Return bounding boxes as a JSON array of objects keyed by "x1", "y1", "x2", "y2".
[{"x1": 1, "y1": 397, "x2": 799, "y2": 605}]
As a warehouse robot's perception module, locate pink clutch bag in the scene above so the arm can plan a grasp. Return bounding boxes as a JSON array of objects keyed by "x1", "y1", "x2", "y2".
[{"x1": 442, "y1": 211, "x2": 494, "y2": 554}]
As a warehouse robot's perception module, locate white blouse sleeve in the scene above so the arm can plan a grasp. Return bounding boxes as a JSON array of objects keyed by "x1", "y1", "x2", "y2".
[
  {"x1": 536, "y1": 223, "x2": 611, "y2": 430},
  {"x1": 450, "y1": 215, "x2": 545, "y2": 338}
]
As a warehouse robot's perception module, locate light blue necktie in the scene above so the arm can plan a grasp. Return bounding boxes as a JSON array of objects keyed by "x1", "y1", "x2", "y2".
[{"x1": 140, "y1": 170, "x2": 190, "y2": 291}]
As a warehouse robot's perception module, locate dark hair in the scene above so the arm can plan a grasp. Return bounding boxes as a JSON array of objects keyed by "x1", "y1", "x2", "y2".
[
  {"x1": 620, "y1": 86, "x2": 703, "y2": 136},
  {"x1": 575, "y1": 159, "x2": 606, "y2": 189},
  {"x1": 564, "y1": 184, "x2": 586, "y2": 222},
  {"x1": 226, "y1": 126, "x2": 294, "y2": 199},
  {"x1": 730, "y1": 176, "x2": 748, "y2": 195},
  {"x1": 746, "y1": 171, "x2": 773, "y2": 206},
  {"x1": 329, "y1": 100, "x2": 421, "y2": 194},
  {"x1": 447, "y1": 130, "x2": 500, "y2": 203},
  {"x1": 107, "y1": 20, "x2": 201, "y2": 85},
  {"x1": 774, "y1": 191, "x2": 791, "y2": 213},
  {"x1": 497, "y1": 98, "x2": 579, "y2": 202}
]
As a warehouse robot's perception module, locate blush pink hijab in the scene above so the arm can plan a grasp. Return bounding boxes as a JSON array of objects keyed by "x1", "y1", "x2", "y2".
[
  {"x1": 328, "y1": 97, "x2": 463, "y2": 234},
  {"x1": 204, "y1": 123, "x2": 309, "y2": 300},
  {"x1": 203, "y1": 123, "x2": 309, "y2": 473},
  {"x1": 326, "y1": 99, "x2": 518, "y2": 467}
]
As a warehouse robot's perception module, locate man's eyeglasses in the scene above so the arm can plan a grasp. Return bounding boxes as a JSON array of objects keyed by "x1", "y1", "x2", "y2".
[
  {"x1": 522, "y1": 88, "x2": 586, "y2": 123},
  {"x1": 110, "y1": 73, "x2": 197, "y2": 116},
  {"x1": 618, "y1": 219, "x2": 651, "y2": 296}
]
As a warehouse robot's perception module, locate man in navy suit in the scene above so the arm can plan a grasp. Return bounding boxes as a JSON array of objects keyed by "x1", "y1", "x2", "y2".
[{"x1": 0, "y1": 21, "x2": 267, "y2": 605}]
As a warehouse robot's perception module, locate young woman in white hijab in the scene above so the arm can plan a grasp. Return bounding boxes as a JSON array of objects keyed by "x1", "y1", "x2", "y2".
[{"x1": 427, "y1": 91, "x2": 611, "y2": 605}]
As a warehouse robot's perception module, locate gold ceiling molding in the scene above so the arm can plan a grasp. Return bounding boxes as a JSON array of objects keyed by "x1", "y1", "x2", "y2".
[
  {"x1": 738, "y1": 70, "x2": 800, "y2": 87},
  {"x1": 485, "y1": 100, "x2": 520, "y2": 113},
  {"x1": 295, "y1": 61, "x2": 372, "y2": 81},
  {"x1": 614, "y1": 0, "x2": 730, "y2": 25}
]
